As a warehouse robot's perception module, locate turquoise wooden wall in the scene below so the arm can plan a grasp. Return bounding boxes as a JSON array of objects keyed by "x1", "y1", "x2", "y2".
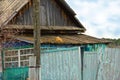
[
  {"x1": 83, "y1": 48, "x2": 120, "y2": 80},
  {"x1": 97, "y1": 48, "x2": 120, "y2": 80},
  {"x1": 3, "y1": 41, "x2": 107, "y2": 52},
  {"x1": 41, "y1": 47, "x2": 81, "y2": 80},
  {"x1": 3, "y1": 47, "x2": 82, "y2": 80},
  {"x1": 83, "y1": 52, "x2": 98, "y2": 80},
  {"x1": 3, "y1": 47, "x2": 120, "y2": 80}
]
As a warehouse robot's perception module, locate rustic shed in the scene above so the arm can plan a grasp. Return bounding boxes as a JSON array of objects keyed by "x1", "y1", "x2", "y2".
[
  {"x1": 0, "y1": 0, "x2": 109, "y2": 66},
  {"x1": 0, "y1": 0, "x2": 110, "y2": 79},
  {"x1": 0, "y1": 0, "x2": 109, "y2": 50}
]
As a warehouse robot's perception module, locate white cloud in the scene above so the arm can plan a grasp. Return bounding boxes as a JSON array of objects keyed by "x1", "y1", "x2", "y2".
[{"x1": 66, "y1": 0, "x2": 120, "y2": 39}]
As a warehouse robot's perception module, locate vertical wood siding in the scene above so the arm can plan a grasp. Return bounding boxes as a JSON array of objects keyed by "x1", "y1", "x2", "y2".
[
  {"x1": 3, "y1": 47, "x2": 82, "y2": 80},
  {"x1": 3, "y1": 47, "x2": 120, "y2": 80},
  {"x1": 83, "y1": 52, "x2": 99, "y2": 80},
  {"x1": 41, "y1": 47, "x2": 81, "y2": 80},
  {"x1": 83, "y1": 48, "x2": 120, "y2": 80},
  {"x1": 10, "y1": 0, "x2": 77, "y2": 27},
  {"x1": 97, "y1": 48, "x2": 120, "y2": 80}
]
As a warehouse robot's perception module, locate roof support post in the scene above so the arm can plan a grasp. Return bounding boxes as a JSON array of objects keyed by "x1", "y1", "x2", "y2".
[{"x1": 32, "y1": 0, "x2": 41, "y2": 80}]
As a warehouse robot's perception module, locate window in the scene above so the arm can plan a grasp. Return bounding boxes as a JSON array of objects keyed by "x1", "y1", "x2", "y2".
[{"x1": 4, "y1": 48, "x2": 34, "y2": 68}]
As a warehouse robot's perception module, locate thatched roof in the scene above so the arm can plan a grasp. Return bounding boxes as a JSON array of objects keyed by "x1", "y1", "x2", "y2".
[{"x1": 16, "y1": 34, "x2": 110, "y2": 44}]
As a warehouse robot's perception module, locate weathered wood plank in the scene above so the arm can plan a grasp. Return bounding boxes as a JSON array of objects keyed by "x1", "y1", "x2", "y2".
[
  {"x1": 0, "y1": 0, "x2": 29, "y2": 27},
  {"x1": 10, "y1": 0, "x2": 77, "y2": 27}
]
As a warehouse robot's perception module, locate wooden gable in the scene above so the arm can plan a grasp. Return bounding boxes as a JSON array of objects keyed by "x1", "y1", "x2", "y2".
[{"x1": 9, "y1": 0, "x2": 85, "y2": 32}]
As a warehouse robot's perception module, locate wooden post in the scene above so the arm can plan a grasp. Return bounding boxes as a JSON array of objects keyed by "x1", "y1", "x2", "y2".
[
  {"x1": 81, "y1": 47, "x2": 84, "y2": 80},
  {"x1": 32, "y1": 0, "x2": 41, "y2": 80},
  {"x1": 29, "y1": 56, "x2": 37, "y2": 80}
]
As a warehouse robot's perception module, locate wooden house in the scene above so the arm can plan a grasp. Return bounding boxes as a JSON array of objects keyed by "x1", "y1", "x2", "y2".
[
  {"x1": 0, "y1": 0, "x2": 110, "y2": 79},
  {"x1": 0, "y1": 0, "x2": 109, "y2": 65},
  {"x1": 0, "y1": 0, "x2": 109, "y2": 49}
]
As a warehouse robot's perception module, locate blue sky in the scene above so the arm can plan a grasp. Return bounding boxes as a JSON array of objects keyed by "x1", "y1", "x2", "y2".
[{"x1": 65, "y1": 0, "x2": 120, "y2": 39}]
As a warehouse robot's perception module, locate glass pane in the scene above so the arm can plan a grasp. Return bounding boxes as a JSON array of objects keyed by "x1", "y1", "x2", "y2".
[
  {"x1": 11, "y1": 62, "x2": 18, "y2": 67},
  {"x1": 12, "y1": 51, "x2": 18, "y2": 56},
  {"x1": 21, "y1": 61, "x2": 29, "y2": 66},
  {"x1": 11, "y1": 57, "x2": 18, "y2": 61},
  {"x1": 5, "y1": 57, "x2": 11, "y2": 61},
  {"x1": 5, "y1": 63, "x2": 12, "y2": 68},
  {"x1": 20, "y1": 50, "x2": 26, "y2": 55},
  {"x1": 21, "y1": 56, "x2": 26, "y2": 60}
]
